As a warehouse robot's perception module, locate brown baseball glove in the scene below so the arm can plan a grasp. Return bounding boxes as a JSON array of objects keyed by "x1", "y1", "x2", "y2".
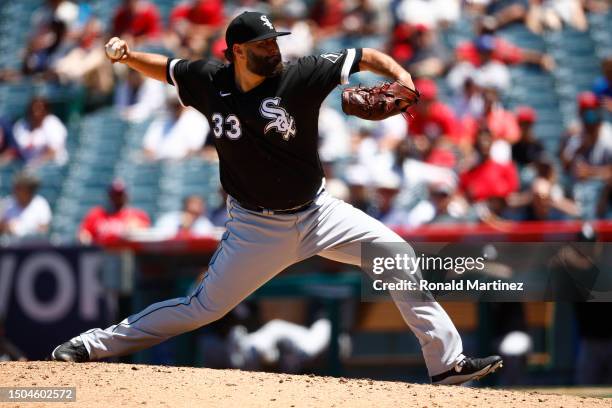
[{"x1": 341, "y1": 80, "x2": 420, "y2": 121}]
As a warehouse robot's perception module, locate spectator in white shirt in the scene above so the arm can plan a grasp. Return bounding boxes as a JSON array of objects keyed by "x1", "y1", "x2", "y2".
[
  {"x1": 142, "y1": 90, "x2": 209, "y2": 161},
  {"x1": 114, "y1": 68, "x2": 165, "y2": 123},
  {"x1": 0, "y1": 172, "x2": 52, "y2": 238},
  {"x1": 154, "y1": 195, "x2": 215, "y2": 239},
  {"x1": 12, "y1": 97, "x2": 68, "y2": 166},
  {"x1": 318, "y1": 104, "x2": 350, "y2": 162},
  {"x1": 275, "y1": 1, "x2": 314, "y2": 61},
  {"x1": 373, "y1": 113, "x2": 408, "y2": 152},
  {"x1": 447, "y1": 35, "x2": 511, "y2": 94},
  {"x1": 396, "y1": 0, "x2": 461, "y2": 28},
  {"x1": 526, "y1": 0, "x2": 588, "y2": 33}
]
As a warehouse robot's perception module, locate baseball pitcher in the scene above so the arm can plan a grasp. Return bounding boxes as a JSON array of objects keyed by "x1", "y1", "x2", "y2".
[{"x1": 52, "y1": 11, "x2": 502, "y2": 385}]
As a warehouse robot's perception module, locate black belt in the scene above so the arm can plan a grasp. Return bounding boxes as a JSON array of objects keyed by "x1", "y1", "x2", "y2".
[{"x1": 238, "y1": 199, "x2": 315, "y2": 215}]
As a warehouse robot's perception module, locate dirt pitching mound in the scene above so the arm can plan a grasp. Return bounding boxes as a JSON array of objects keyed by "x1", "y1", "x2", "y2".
[{"x1": 0, "y1": 361, "x2": 609, "y2": 407}]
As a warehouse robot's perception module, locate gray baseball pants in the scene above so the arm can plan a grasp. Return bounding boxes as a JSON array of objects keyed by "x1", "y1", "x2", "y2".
[{"x1": 79, "y1": 190, "x2": 464, "y2": 376}]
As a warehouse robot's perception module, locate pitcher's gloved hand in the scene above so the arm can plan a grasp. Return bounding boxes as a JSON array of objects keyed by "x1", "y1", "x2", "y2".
[{"x1": 341, "y1": 80, "x2": 420, "y2": 121}]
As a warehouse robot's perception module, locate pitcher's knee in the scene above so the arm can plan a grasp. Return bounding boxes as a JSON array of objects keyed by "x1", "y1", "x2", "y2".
[
  {"x1": 191, "y1": 286, "x2": 237, "y2": 325},
  {"x1": 371, "y1": 232, "x2": 403, "y2": 244},
  {"x1": 369, "y1": 222, "x2": 406, "y2": 243}
]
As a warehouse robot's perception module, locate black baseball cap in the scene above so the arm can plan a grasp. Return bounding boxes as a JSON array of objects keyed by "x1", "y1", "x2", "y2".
[{"x1": 225, "y1": 11, "x2": 290, "y2": 48}]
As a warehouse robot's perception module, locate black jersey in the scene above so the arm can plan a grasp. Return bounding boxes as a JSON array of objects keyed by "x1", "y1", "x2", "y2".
[{"x1": 166, "y1": 48, "x2": 362, "y2": 210}]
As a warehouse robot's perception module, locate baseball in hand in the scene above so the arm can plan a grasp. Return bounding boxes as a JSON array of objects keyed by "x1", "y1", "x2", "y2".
[{"x1": 105, "y1": 42, "x2": 124, "y2": 60}]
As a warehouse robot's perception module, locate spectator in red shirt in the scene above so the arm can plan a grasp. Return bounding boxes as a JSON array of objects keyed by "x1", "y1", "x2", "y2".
[
  {"x1": 462, "y1": 87, "x2": 520, "y2": 147},
  {"x1": 170, "y1": 0, "x2": 223, "y2": 27},
  {"x1": 310, "y1": 0, "x2": 346, "y2": 40},
  {"x1": 407, "y1": 79, "x2": 465, "y2": 166},
  {"x1": 460, "y1": 129, "x2": 519, "y2": 202},
  {"x1": 456, "y1": 34, "x2": 523, "y2": 67},
  {"x1": 78, "y1": 180, "x2": 151, "y2": 245},
  {"x1": 455, "y1": 18, "x2": 555, "y2": 71},
  {"x1": 111, "y1": 0, "x2": 162, "y2": 44},
  {"x1": 167, "y1": 0, "x2": 224, "y2": 58},
  {"x1": 409, "y1": 78, "x2": 462, "y2": 143},
  {"x1": 389, "y1": 23, "x2": 414, "y2": 66}
]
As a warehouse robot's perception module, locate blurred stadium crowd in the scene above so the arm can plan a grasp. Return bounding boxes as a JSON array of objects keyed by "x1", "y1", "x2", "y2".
[{"x1": 0, "y1": 0, "x2": 610, "y2": 245}]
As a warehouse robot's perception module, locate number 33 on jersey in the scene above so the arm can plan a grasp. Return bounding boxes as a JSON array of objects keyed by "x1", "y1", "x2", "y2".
[{"x1": 211, "y1": 113, "x2": 242, "y2": 140}]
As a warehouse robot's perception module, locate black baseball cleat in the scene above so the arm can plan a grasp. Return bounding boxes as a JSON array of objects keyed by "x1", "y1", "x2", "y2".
[
  {"x1": 430, "y1": 355, "x2": 503, "y2": 385},
  {"x1": 50, "y1": 337, "x2": 90, "y2": 362}
]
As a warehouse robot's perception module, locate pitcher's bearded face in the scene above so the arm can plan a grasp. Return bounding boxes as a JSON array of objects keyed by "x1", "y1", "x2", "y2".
[{"x1": 245, "y1": 38, "x2": 283, "y2": 77}]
